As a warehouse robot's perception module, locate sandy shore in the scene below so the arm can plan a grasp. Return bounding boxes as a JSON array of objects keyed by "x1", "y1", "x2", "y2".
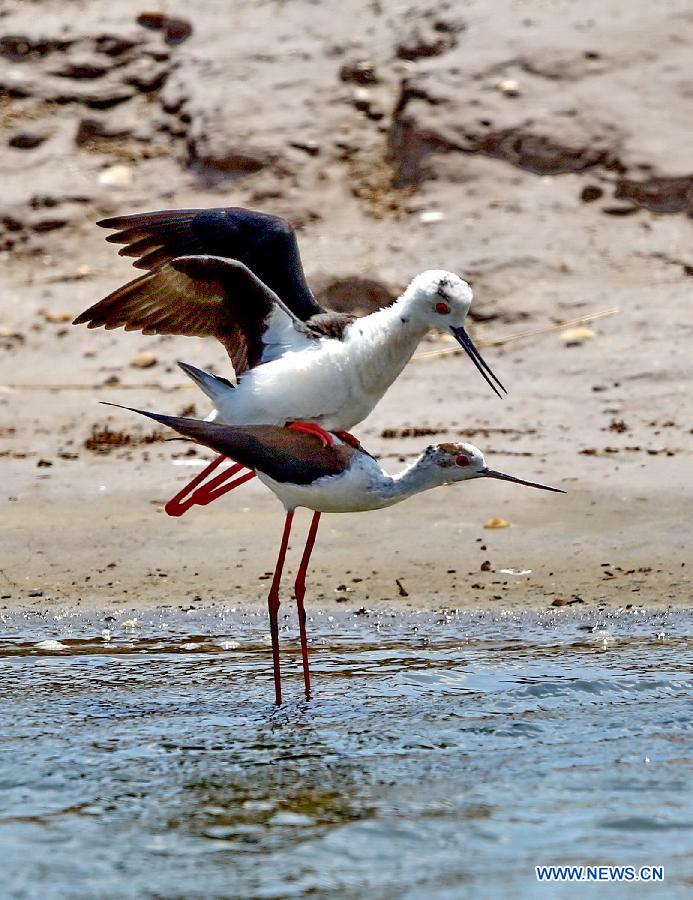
[{"x1": 2, "y1": 0, "x2": 692, "y2": 614}]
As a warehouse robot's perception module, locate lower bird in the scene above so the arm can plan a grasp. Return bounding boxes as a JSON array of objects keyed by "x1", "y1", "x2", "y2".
[
  {"x1": 108, "y1": 403, "x2": 564, "y2": 704},
  {"x1": 106, "y1": 404, "x2": 565, "y2": 704}
]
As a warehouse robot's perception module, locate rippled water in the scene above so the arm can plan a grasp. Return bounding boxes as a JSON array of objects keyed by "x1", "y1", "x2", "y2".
[{"x1": 1, "y1": 605, "x2": 691, "y2": 898}]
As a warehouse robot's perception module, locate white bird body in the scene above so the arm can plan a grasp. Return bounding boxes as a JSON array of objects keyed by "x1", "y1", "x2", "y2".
[
  {"x1": 209, "y1": 298, "x2": 430, "y2": 429},
  {"x1": 258, "y1": 448, "x2": 398, "y2": 513},
  {"x1": 257, "y1": 442, "x2": 466, "y2": 513},
  {"x1": 77, "y1": 209, "x2": 506, "y2": 432}
]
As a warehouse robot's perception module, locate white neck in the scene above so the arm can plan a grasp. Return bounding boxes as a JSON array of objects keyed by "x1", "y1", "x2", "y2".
[
  {"x1": 344, "y1": 296, "x2": 429, "y2": 386},
  {"x1": 373, "y1": 455, "x2": 447, "y2": 508}
]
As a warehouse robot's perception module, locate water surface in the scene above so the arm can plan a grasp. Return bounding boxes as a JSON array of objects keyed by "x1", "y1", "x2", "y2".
[{"x1": 1, "y1": 605, "x2": 691, "y2": 898}]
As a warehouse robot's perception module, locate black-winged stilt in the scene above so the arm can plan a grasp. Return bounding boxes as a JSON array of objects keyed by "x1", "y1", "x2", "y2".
[
  {"x1": 107, "y1": 403, "x2": 564, "y2": 704},
  {"x1": 74, "y1": 207, "x2": 506, "y2": 409},
  {"x1": 74, "y1": 207, "x2": 506, "y2": 512}
]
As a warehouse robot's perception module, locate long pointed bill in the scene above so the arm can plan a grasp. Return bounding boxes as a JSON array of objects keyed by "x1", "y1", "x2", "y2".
[
  {"x1": 483, "y1": 469, "x2": 565, "y2": 493},
  {"x1": 450, "y1": 326, "x2": 507, "y2": 398}
]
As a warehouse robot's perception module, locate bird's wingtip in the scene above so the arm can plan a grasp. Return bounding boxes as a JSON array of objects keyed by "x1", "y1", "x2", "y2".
[
  {"x1": 99, "y1": 400, "x2": 168, "y2": 426},
  {"x1": 99, "y1": 400, "x2": 139, "y2": 414},
  {"x1": 176, "y1": 359, "x2": 198, "y2": 376}
]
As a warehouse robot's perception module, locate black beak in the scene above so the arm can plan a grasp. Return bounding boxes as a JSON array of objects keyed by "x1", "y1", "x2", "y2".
[
  {"x1": 483, "y1": 468, "x2": 565, "y2": 493},
  {"x1": 450, "y1": 326, "x2": 507, "y2": 398}
]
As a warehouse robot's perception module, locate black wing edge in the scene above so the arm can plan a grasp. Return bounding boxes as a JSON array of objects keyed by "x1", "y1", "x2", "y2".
[
  {"x1": 101, "y1": 403, "x2": 347, "y2": 484},
  {"x1": 96, "y1": 207, "x2": 325, "y2": 322}
]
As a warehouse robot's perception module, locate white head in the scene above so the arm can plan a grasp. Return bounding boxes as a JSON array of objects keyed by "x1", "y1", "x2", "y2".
[
  {"x1": 402, "y1": 271, "x2": 506, "y2": 398},
  {"x1": 415, "y1": 441, "x2": 565, "y2": 493},
  {"x1": 404, "y1": 269, "x2": 474, "y2": 329}
]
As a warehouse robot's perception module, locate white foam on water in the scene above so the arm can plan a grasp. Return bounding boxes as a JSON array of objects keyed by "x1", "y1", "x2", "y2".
[
  {"x1": 34, "y1": 639, "x2": 68, "y2": 651},
  {"x1": 215, "y1": 640, "x2": 240, "y2": 650}
]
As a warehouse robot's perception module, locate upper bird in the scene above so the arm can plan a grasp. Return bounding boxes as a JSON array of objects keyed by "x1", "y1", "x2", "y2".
[{"x1": 73, "y1": 207, "x2": 506, "y2": 430}]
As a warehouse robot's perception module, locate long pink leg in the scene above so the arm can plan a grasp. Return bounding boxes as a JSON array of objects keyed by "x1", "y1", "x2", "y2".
[
  {"x1": 192, "y1": 469, "x2": 256, "y2": 506},
  {"x1": 165, "y1": 456, "x2": 253, "y2": 517},
  {"x1": 293, "y1": 511, "x2": 321, "y2": 700},
  {"x1": 166, "y1": 455, "x2": 241, "y2": 515},
  {"x1": 165, "y1": 454, "x2": 227, "y2": 515},
  {"x1": 333, "y1": 430, "x2": 362, "y2": 449},
  {"x1": 287, "y1": 421, "x2": 335, "y2": 447},
  {"x1": 267, "y1": 509, "x2": 295, "y2": 705}
]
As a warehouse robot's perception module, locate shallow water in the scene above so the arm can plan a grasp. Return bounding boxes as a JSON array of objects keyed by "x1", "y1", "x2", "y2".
[{"x1": 1, "y1": 605, "x2": 691, "y2": 899}]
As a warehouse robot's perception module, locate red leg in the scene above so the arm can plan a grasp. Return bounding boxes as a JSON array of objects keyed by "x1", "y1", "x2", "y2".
[
  {"x1": 165, "y1": 454, "x2": 227, "y2": 516},
  {"x1": 333, "y1": 430, "x2": 362, "y2": 449},
  {"x1": 192, "y1": 469, "x2": 256, "y2": 506},
  {"x1": 287, "y1": 421, "x2": 335, "y2": 447},
  {"x1": 267, "y1": 509, "x2": 294, "y2": 705},
  {"x1": 165, "y1": 456, "x2": 253, "y2": 517},
  {"x1": 294, "y1": 511, "x2": 321, "y2": 700}
]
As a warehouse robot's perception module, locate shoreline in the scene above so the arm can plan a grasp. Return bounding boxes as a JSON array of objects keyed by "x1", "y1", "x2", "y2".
[
  {"x1": 1, "y1": 0, "x2": 692, "y2": 618},
  {"x1": 3, "y1": 471, "x2": 690, "y2": 614}
]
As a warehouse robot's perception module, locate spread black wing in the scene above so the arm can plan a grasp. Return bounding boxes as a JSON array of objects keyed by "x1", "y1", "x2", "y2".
[
  {"x1": 73, "y1": 256, "x2": 315, "y2": 375},
  {"x1": 97, "y1": 207, "x2": 324, "y2": 322}
]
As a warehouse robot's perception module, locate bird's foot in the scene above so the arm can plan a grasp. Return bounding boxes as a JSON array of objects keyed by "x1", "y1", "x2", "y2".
[
  {"x1": 333, "y1": 430, "x2": 362, "y2": 449},
  {"x1": 287, "y1": 421, "x2": 335, "y2": 448}
]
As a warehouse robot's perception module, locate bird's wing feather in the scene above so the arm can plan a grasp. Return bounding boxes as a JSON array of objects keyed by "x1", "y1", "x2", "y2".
[
  {"x1": 97, "y1": 206, "x2": 325, "y2": 321},
  {"x1": 73, "y1": 256, "x2": 316, "y2": 374},
  {"x1": 104, "y1": 404, "x2": 355, "y2": 484}
]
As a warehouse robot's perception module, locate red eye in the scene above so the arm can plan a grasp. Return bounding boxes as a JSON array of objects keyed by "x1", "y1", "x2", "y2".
[
  {"x1": 455, "y1": 455, "x2": 470, "y2": 467},
  {"x1": 435, "y1": 302, "x2": 450, "y2": 315}
]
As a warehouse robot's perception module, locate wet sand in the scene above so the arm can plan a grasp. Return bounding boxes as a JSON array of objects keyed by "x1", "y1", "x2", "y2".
[{"x1": 1, "y1": 0, "x2": 692, "y2": 614}]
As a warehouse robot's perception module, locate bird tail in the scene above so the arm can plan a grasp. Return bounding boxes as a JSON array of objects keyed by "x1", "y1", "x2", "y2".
[
  {"x1": 101, "y1": 401, "x2": 236, "y2": 452},
  {"x1": 177, "y1": 361, "x2": 234, "y2": 404},
  {"x1": 100, "y1": 403, "x2": 347, "y2": 484}
]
